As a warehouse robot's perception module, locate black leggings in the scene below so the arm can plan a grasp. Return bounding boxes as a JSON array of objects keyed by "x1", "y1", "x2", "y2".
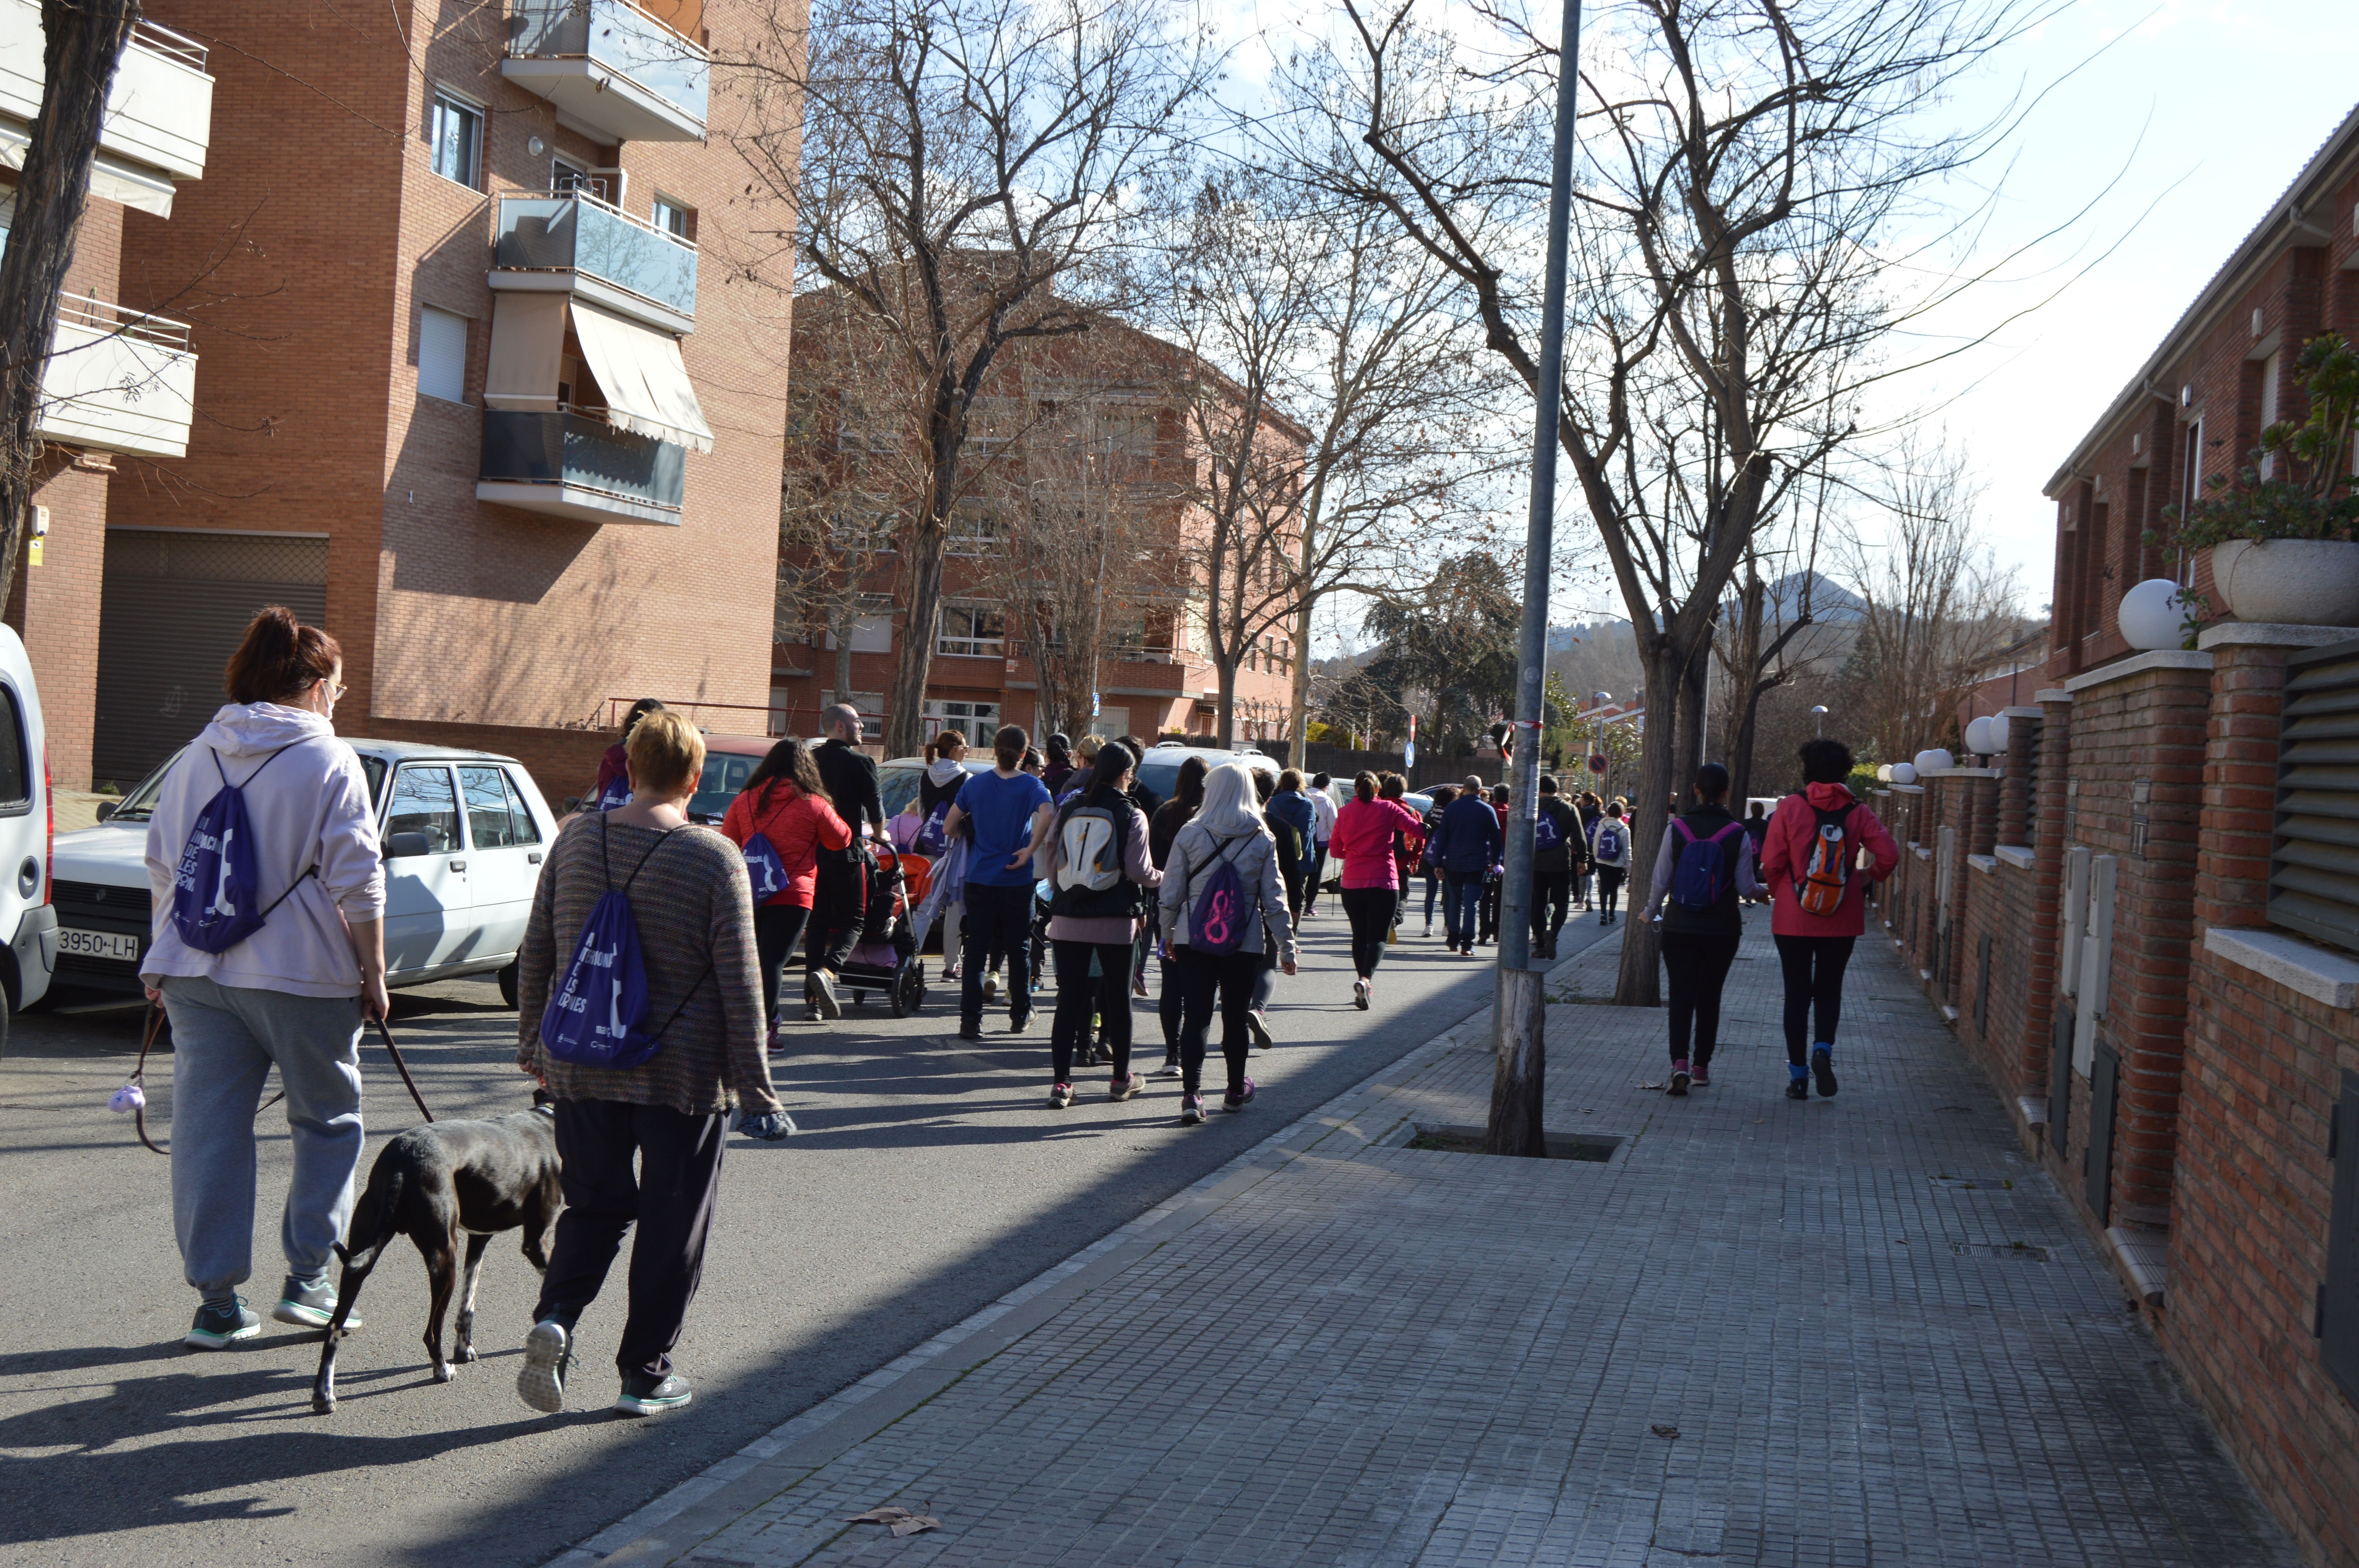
[
  {"x1": 1340, "y1": 886, "x2": 1395, "y2": 978},
  {"x1": 1660, "y1": 930, "x2": 1741, "y2": 1065},
  {"x1": 1050, "y1": 939, "x2": 1133, "y2": 1085},
  {"x1": 752, "y1": 903, "x2": 812, "y2": 1026},
  {"x1": 1596, "y1": 866, "x2": 1626, "y2": 914},
  {"x1": 1174, "y1": 947, "x2": 1260, "y2": 1097},
  {"x1": 1774, "y1": 934, "x2": 1856, "y2": 1063}
]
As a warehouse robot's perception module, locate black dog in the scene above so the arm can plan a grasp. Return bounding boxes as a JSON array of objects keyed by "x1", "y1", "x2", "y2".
[{"x1": 313, "y1": 1103, "x2": 563, "y2": 1414}]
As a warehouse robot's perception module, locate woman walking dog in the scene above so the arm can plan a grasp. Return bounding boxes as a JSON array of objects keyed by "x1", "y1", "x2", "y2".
[{"x1": 142, "y1": 606, "x2": 388, "y2": 1350}]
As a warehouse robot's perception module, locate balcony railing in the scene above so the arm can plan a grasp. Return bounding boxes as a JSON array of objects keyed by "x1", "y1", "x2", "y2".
[
  {"x1": 35, "y1": 293, "x2": 198, "y2": 460},
  {"x1": 0, "y1": 0, "x2": 214, "y2": 190},
  {"x1": 494, "y1": 191, "x2": 697, "y2": 323},
  {"x1": 479, "y1": 407, "x2": 684, "y2": 524},
  {"x1": 503, "y1": 0, "x2": 708, "y2": 143}
]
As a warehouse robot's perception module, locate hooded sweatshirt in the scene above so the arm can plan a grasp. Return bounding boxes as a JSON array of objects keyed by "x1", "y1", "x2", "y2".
[
  {"x1": 141, "y1": 704, "x2": 387, "y2": 998},
  {"x1": 1757, "y1": 782, "x2": 1900, "y2": 938}
]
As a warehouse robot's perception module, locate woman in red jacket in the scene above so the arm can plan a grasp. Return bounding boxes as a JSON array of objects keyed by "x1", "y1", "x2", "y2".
[
  {"x1": 1757, "y1": 738, "x2": 1900, "y2": 1100},
  {"x1": 721, "y1": 738, "x2": 851, "y2": 1049},
  {"x1": 1331, "y1": 772, "x2": 1425, "y2": 1010}
]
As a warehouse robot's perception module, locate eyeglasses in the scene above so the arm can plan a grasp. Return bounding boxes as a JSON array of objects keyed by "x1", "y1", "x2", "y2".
[{"x1": 326, "y1": 682, "x2": 348, "y2": 701}]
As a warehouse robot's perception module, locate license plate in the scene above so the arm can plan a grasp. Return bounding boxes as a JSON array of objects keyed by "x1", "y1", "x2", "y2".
[{"x1": 58, "y1": 928, "x2": 141, "y2": 962}]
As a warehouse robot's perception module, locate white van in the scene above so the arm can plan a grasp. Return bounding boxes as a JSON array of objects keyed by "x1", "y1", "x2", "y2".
[{"x1": 0, "y1": 625, "x2": 58, "y2": 1039}]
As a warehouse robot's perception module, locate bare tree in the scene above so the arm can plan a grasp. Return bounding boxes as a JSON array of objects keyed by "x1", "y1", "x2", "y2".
[
  {"x1": 1307, "y1": 0, "x2": 2047, "y2": 1004},
  {"x1": 1712, "y1": 471, "x2": 1841, "y2": 804},
  {"x1": 737, "y1": 0, "x2": 1209, "y2": 754},
  {"x1": 0, "y1": 0, "x2": 140, "y2": 614}
]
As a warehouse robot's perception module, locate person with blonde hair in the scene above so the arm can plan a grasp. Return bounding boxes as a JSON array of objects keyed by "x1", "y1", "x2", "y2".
[
  {"x1": 514, "y1": 708, "x2": 788, "y2": 1418},
  {"x1": 1158, "y1": 762, "x2": 1296, "y2": 1124}
]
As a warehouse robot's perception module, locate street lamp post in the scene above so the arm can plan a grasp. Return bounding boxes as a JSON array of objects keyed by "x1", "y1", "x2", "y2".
[{"x1": 1811, "y1": 704, "x2": 1829, "y2": 739}]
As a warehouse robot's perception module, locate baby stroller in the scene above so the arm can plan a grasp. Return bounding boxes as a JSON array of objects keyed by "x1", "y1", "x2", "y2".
[{"x1": 836, "y1": 844, "x2": 927, "y2": 1018}]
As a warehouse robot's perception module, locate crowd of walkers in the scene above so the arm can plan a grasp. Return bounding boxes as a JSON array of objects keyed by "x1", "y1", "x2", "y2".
[{"x1": 133, "y1": 604, "x2": 1900, "y2": 1426}]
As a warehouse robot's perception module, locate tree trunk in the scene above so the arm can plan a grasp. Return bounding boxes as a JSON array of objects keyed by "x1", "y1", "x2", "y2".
[
  {"x1": 888, "y1": 490, "x2": 951, "y2": 756},
  {"x1": 1214, "y1": 657, "x2": 1236, "y2": 747},
  {"x1": 1287, "y1": 591, "x2": 1316, "y2": 769},
  {"x1": 1611, "y1": 640, "x2": 1685, "y2": 1006},
  {"x1": 0, "y1": 0, "x2": 140, "y2": 615}
]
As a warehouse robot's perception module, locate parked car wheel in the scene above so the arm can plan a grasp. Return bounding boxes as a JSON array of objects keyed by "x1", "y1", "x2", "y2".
[{"x1": 497, "y1": 960, "x2": 519, "y2": 1009}]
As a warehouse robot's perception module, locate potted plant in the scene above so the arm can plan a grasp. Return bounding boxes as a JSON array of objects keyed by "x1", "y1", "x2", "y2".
[{"x1": 2153, "y1": 332, "x2": 2359, "y2": 626}]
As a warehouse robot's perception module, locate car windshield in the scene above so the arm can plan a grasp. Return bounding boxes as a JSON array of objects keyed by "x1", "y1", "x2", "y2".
[
  {"x1": 689, "y1": 751, "x2": 764, "y2": 824},
  {"x1": 101, "y1": 747, "x2": 387, "y2": 820}
]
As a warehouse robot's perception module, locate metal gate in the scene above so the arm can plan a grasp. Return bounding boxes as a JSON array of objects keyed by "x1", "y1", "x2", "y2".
[
  {"x1": 93, "y1": 530, "x2": 329, "y2": 787},
  {"x1": 2086, "y1": 1042, "x2": 2120, "y2": 1224}
]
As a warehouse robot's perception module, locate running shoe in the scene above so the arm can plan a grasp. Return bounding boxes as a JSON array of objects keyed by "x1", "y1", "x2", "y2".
[
  {"x1": 984, "y1": 971, "x2": 1001, "y2": 1001},
  {"x1": 1422, "y1": 922, "x2": 1433, "y2": 938},
  {"x1": 1246, "y1": 1009, "x2": 1273, "y2": 1051},
  {"x1": 1668, "y1": 1060, "x2": 1690, "y2": 1097},
  {"x1": 1223, "y1": 1077, "x2": 1257, "y2": 1112},
  {"x1": 1352, "y1": 978, "x2": 1370, "y2": 1010},
  {"x1": 1179, "y1": 1094, "x2": 1205, "y2": 1125},
  {"x1": 185, "y1": 1296, "x2": 260, "y2": 1350},
  {"x1": 1150, "y1": 1058, "x2": 1183, "y2": 1078},
  {"x1": 810, "y1": 968, "x2": 842, "y2": 1020},
  {"x1": 1812, "y1": 1046, "x2": 1839, "y2": 1098},
  {"x1": 615, "y1": 1372, "x2": 692, "y2": 1416},
  {"x1": 272, "y1": 1276, "x2": 358, "y2": 1330},
  {"x1": 1109, "y1": 1072, "x2": 1143, "y2": 1102},
  {"x1": 1049, "y1": 1082, "x2": 1074, "y2": 1109},
  {"x1": 1786, "y1": 1076, "x2": 1810, "y2": 1101},
  {"x1": 517, "y1": 1319, "x2": 571, "y2": 1413},
  {"x1": 1688, "y1": 1062, "x2": 1711, "y2": 1087}
]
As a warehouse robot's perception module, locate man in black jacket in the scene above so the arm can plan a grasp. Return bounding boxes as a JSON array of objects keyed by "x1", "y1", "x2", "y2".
[
  {"x1": 1531, "y1": 775, "x2": 1579, "y2": 959},
  {"x1": 807, "y1": 704, "x2": 885, "y2": 1019}
]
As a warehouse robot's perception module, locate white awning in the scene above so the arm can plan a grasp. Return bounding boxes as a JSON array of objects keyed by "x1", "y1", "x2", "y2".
[
  {"x1": 567, "y1": 299, "x2": 712, "y2": 454},
  {"x1": 0, "y1": 124, "x2": 176, "y2": 216}
]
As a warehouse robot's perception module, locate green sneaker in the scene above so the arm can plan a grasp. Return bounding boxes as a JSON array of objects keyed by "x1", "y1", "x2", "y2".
[
  {"x1": 273, "y1": 1276, "x2": 360, "y2": 1330},
  {"x1": 615, "y1": 1371, "x2": 693, "y2": 1416},
  {"x1": 185, "y1": 1296, "x2": 261, "y2": 1349}
]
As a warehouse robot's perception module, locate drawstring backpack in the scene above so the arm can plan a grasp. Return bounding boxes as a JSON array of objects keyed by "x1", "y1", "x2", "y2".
[
  {"x1": 740, "y1": 783, "x2": 793, "y2": 902},
  {"x1": 540, "y1": 817, "x2": 710, "y2": 1071},
  {"x1": 594, "y1": 773, "x2": 632, "y2": 811},
  {"x1": 1188, "y1": 834, "x2": 1253, "y2": 956},
  {"x1": 171, "y1": 742, "x2": 318, "y2": 954}
]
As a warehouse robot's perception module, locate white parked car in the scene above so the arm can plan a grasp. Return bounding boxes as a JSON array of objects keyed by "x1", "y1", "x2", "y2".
[
  {"x1": 0, "y1": 625, "x2": 58, "y2": 1039},
  {"x1": 51, "y1": 739, "x2": 559, "y2": 1008}
]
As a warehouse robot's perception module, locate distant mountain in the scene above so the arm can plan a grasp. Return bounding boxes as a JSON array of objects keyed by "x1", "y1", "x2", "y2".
[{"x1": 1727, "y1": 570, "x2": 1865, "y2": 625}]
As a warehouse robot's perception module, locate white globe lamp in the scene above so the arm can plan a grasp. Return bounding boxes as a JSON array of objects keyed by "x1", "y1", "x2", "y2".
[
  {"x1": 2117, "y1": 577, "x2": 2189, "y2": 652},
  {"x1": 1876, "y1": 764, "x2": 1893, "y2": 782},
  {"x1": 1914, "y1": 748, "x2": 1955, "y2": 774},
  {"x1": 1888, "y1": 762, "x2": 1918, "y2": 786},
  {"x1": 1964, "y1": 716, "x2": 2004, "y2": 758}
]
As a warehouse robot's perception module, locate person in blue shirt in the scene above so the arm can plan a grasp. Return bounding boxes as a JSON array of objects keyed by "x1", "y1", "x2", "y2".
[
  {"x1": 1426, "y1": 773, "x2": 1503, "y2": 956},
  {"x1": 943, "y1": 724, "x2": 1055, "y2": 1039}
]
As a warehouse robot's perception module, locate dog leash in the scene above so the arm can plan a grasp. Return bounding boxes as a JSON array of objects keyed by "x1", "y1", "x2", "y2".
[{"x1": 114, "y1": 1003, "x2": 433, "y2": 1154}]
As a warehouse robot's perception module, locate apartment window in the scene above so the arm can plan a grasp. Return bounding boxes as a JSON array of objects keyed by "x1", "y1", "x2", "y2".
[
  {"x1": 829, "y1": 500, "x2": 898, "y2": 554},
  {"x1": 947, "y1": 503, "x2": 1004, "y2": 558},
  {"x1": 2259, "y1": 351, "x2": 2283, "y2": 480},
  {"x1": 418, "y1": 307, "x2": 468, "y2": 403},
  {"x1": 937, "y1": 603, "x2": 1005, "y2": 658},
  {"x1": 427, "y1": 91, "x2": 483, "y2": 189},
  {"x1": 922, "y1": 700, "x2": 1000, "y2": 747},
  {"x1": 651, "y1": 196, "x2": 692, "y2": 240}
]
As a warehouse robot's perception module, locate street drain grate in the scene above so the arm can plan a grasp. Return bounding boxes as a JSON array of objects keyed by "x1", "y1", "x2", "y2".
[
  {"x1": 1405, "y1": 1124, "x2": 1623, "y2": 1162},
  {"x1": 1951, "y1": 1241, "x2": 2050, "y2": 1261}
]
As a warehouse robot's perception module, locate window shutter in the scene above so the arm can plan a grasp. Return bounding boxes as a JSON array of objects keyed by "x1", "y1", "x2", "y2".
[
  {"x1": 2272, "y1": 637, "x2": 2359, "y2": 955},
  {"x1": 419, "y1": 307, "x2": 468, "y2": 404}
]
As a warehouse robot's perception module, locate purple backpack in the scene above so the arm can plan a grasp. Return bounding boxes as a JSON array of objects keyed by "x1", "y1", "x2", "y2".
[
  {"x1": 1189, "y1": 835, "x2": 1252, "y2": 956},
  {"x1": 540, "y1": 820, "x2": 705, "y2": 1071},
  {"x1": 1670, "y1": 817, "x2": 1747, "y2": 912},
  {"x1": 171, "y1": 743, "x2": 317, "y2": 954}
]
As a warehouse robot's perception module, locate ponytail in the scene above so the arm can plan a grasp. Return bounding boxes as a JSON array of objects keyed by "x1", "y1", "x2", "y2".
[{"x1": 224, "y1": 606, "x2": 340, "y2": 705}]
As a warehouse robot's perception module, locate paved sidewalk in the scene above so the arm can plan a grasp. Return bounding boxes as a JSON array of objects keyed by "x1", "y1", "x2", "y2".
[{"x1": 557, "y1": 915, "x2": 2296, "y2": 1567}]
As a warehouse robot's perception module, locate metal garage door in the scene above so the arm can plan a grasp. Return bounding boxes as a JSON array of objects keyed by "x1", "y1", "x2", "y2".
[{"x1": 93, "y1": 530, "x2": 329, "y2": 788}]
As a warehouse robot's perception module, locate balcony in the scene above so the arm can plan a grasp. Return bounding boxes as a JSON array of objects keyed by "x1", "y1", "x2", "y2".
[
  {"x1": 492, "y1": 192, "x2": 696, "y2": 332},
  {"x1": 0, "y1": 4, "x2": 213, "y2": 212},
  {"x1": 502, "y1": 0, "x2": 708, "y2": 144},
  {"x1": 477, "y1": 408, "x2": 684, "y2": 525},
  {"x1": 34, "y1": 294, "x2": 197, "y2": 460}
]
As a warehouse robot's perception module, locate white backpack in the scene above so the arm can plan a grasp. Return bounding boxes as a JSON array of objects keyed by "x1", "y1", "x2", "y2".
[{"x1": 1056, "y1": 805, "x2": 1124, "y2": 894}]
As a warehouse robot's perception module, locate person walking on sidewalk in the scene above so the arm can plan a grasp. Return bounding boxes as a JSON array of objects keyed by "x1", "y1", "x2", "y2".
[
  {"x1": 514, "y1": 709, "x2": 790, "y2": 1419},
  {"x1": 1477, "y1": 784, "x2": 1510, "y2": 945},
  {"x1": 1416, "y1": 784, "x2": 1458, "y2": 937},
  {"x1": 944, "y1": 725, "x2": 1054, "y2": 1040},
  {"x1": 1588, "y1": 801, "x2": 1632, "y2": 923},
  {"x1": 1145, "y1": 756, "x2": 1209, "y2": 1077},
  {"x1": 1428, "y1": 775, "x2": 1501, "y2": 956},
  {"x1": 1159, "y1": 763, "x2": 1297, "y2": 1124},
  {"x1": 1267, "y1": 769, "x2": 1318, "y2": 920},
  {"x1": 1329, "y1": 771, "x2": 1425, "y2": 1009},
  {"x1": 1757, "y1": 738, "x2": 1900, "y2": 1100},
  {"x1": 142, "y1": 606, "x2": 388, "y2": 1349},
  {"x1": 1532, "y1": 776, "x2": 1579, "y2": 959},
  {"x1": 719, "y1": 739, "x2": 850, "y2": 1053},
  {"x1": 1637, "y1": 762, "x2": 1766, "y2": 1095},
  {"x1": 589, "y1": 698, "x2": 664, "y2": 811},
  {"x1": 1039, "y1": 741, "x2": 1160, "y2": 1108},
  {"x1": 919, "y1": 730, "x2": 971, "y2": 982},
  {"x1": 1576, "y1": 790, "x2": 1603, "y2": 909},
  {"x1": 809, "y1": 705, "x2": 885, "y2": 1021},
  {"x1": 1304, "y1": 773, "x2": 1338, "y2": 918}
]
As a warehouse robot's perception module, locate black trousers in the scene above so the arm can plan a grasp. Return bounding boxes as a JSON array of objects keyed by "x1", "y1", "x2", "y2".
[
  {"x1": 1051, "y1": 938, "x2": 1134, "y2": 1083},
  {"x1": 1661, "y1": 929, "x2": 1742, "y2": 1065},
  {"x1": 1532, "y1": 871, "x2": 1572, "y2": 943},
  {"x1": 1340, "y1": 886, "x2": 1394, "y2": 978},
  {"x1": 1158, "y1": 944, "x2": 1185, "y2": 1056},
  {"x1": 1174, "y1": 946, "x2": 1259, "y2": 1098},
  {"x1": 960, "y1": 882, "x2": 1035, "y2": 1028},
  {"x1": 752, "y1": 903, "x2": 812, "y2": 1027},
  {"x1": 809, "y1": 854, "x2": 867, "y2": 977},
  {"x1": 1596, "y1": 866, "x2": 1626, "y2": 914},
  {"x1": 1775, "y1": 933, "x2": 1857, "y2": 1063},
  {"x1": 1478, "y1": 873, "x2": 1501, "y2": 940},
  {"x1": 534, "y1": 1098, "x2": 727, "y2": 1382}
]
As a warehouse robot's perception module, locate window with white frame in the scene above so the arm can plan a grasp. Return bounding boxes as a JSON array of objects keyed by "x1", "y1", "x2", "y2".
[
  {"x1": 937, "y1": 603, "x2": 1005, "y2": 657},
  {"x1": 651, "y1": 196, "x2": 692, "y2": 240},
  {"x1": 822, "y1": 594, "x2": 896, "y2": 654},
  {"x1": 922, "y1": 700, "x2": 1001, "y2": 747},
  {"x1": 428, "y1": 91, "x2": 482, "y2": 189},
  {"x1": 947, "y1": 501, "x2": 1004, "y2": 558},
  {"x1": 418, "y1": 307, "x2": 468, "y2": 403}
]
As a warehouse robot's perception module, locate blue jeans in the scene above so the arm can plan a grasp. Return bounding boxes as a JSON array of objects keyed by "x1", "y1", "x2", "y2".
[
  {"x1": 161, "y1": 974, "x2": 366, "y2": 1300},
  {"x1": 960, "y1": 882, "x2": 1035, "y2": 1028},
  {"x1": 1442, "y1": 872, "x2": 1485, "y2": 947}
]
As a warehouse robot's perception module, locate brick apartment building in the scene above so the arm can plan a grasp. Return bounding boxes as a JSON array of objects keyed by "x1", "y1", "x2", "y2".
[
  {"x1": 772, "y1": 305, "x2": 1301, "y2": 754},
  {"x1": 14, "y1": 0, "x2": 797, "y2": 800},
  {"x1": 1884, "y1": 103, "x2": 2359, "y2": 1567},
  {"x1": 2, "y1": 0, "x2": 215, "y2": 790}
]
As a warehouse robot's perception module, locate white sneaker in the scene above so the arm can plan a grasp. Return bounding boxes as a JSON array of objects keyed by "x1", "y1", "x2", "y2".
[
  {"x1": 984, "y1": 972, "x2": 1001, "y2": 1001},
  {"x1": 811, "y1": 968, "x2": 843, "y2": 1020},
  {"x1": 1352, "y1": 978, "x2": 1370, "y2": 1011}
]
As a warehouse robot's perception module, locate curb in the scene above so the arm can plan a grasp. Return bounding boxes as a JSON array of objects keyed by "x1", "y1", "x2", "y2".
[{"x1": 548, "y1": 927, "x2": 1627, "y2": 1566}]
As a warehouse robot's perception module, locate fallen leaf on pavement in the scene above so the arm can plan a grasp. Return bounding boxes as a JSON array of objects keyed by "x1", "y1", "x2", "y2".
[
  {"x1": 892, "y1": 1516, "x2": 943, "y2": 1537},
  {"x1": 1651, "y1": 1424, "x2": 1680, "y2": 1439},
  {"x1": 1638, "y1": 1081, "x2": 1663, "y2": 1091}
]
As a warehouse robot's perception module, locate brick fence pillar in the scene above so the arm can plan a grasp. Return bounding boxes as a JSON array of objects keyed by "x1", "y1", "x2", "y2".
[
  {"x1": 2026, "y1": 691, "x2": 2072, "y2": 1103},
  {"x1": 1999, "y1": 706, "x2": 2043, "y2": 846}
]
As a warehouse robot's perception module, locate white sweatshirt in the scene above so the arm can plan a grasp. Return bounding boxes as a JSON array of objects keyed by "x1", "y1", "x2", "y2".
[{"x1": 141, "y1": 704, "x2": 387, "y2": 998}]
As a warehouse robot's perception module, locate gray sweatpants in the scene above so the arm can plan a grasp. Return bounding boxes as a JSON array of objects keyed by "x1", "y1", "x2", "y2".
[{"x1": 161, "y1": 975, "x2": 366, "y2": 1301}]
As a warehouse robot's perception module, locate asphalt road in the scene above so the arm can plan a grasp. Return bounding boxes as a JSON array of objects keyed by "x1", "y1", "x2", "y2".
[{"x1": 0, "y1": 901, "x2": 1614, "y2": 1568}]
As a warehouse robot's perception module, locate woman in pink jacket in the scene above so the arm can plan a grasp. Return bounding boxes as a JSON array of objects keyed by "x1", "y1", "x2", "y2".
[{"x1": 1757, "y1": 738, "x2": 1900, "y2": 1100}]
